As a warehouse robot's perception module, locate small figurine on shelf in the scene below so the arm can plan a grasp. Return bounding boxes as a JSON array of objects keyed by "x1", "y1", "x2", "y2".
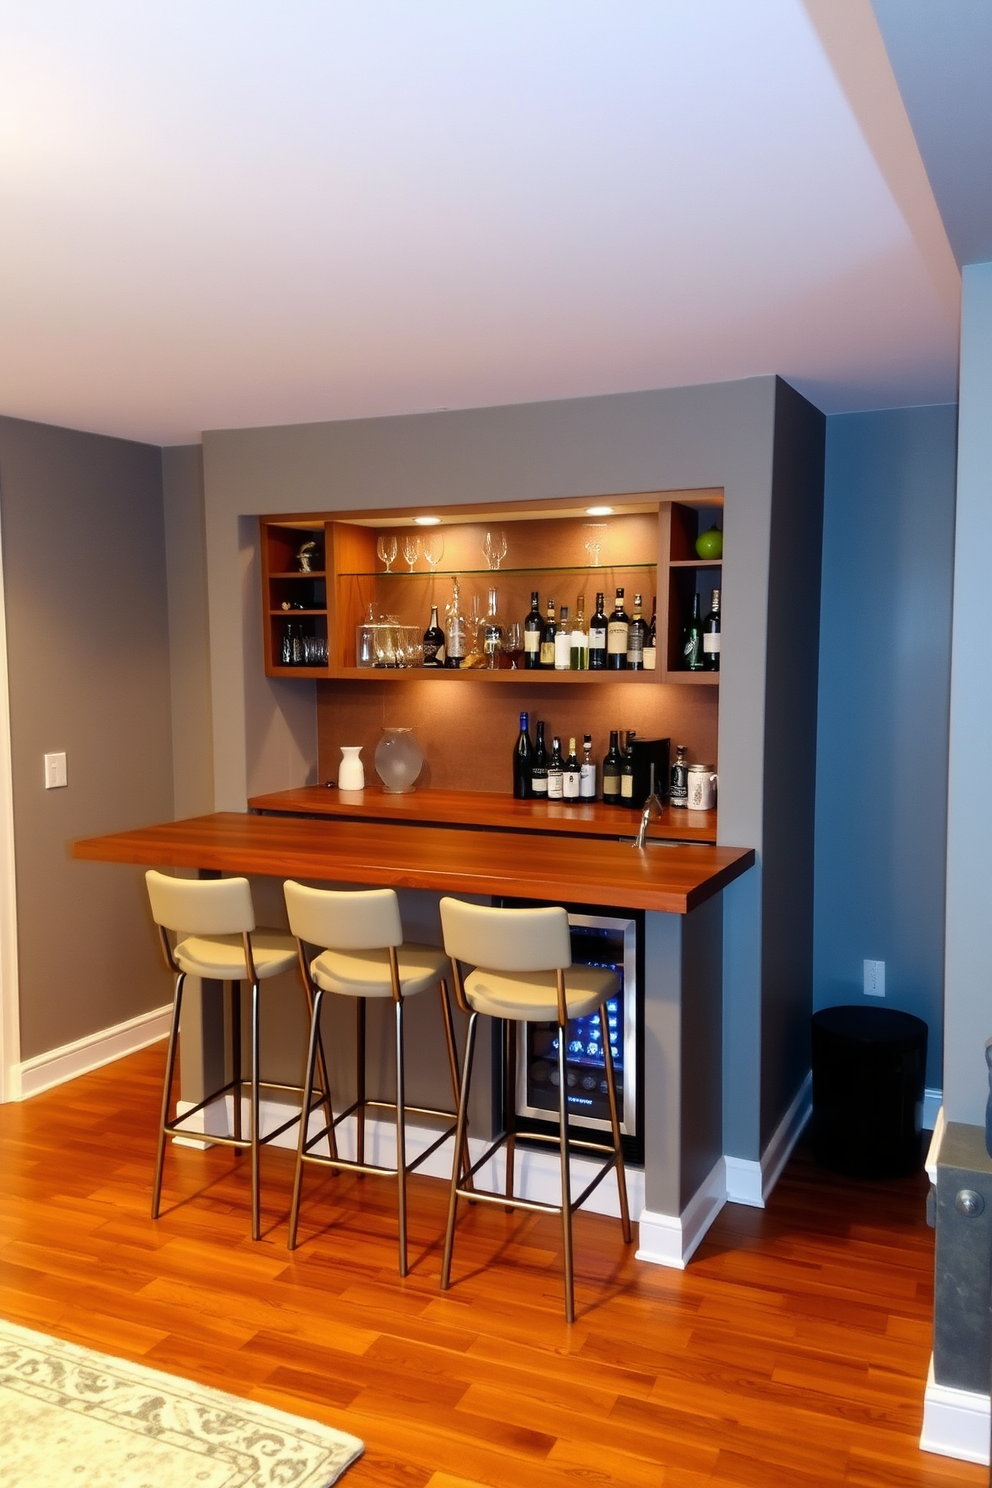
[{"x1": 296, "y1": 540, "x2": 320, "y2": 573}]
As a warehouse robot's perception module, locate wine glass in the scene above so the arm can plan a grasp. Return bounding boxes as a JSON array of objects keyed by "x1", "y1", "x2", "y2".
[
  {"x1": 483, "y1": 530, "x2": 507, "y2": 570},
  {"x1": 402, "y1": 535, "x2": 421, "y2": 572},
  {"x1": 583, "y1": 524, "x2": 607, "y2": 567},
  {"x1": 376, "y1": 535, "x2": 398, "y2": 573},
  {"x1": 504, "y1": 622, "x2": 524, "y2": 670},
  {"x1": 423, "y1": 533, "x2": 445, "y2": 571}
]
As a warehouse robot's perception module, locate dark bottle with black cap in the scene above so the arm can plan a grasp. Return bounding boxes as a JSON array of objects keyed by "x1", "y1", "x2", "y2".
[{"x1": 512, "y1": 712, "x2": 533, "y2": 799}]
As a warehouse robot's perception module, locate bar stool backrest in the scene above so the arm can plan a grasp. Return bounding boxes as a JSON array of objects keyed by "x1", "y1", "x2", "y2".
[
  {"x1": 439, "y1": 898, "x2": 572, "y2": 973},
  {"x1": 284, "y1": 880, "x2": 404, "y2": 951},
  {"x1": 146, "y1": 870, "x2": 256, "y2": 936}
]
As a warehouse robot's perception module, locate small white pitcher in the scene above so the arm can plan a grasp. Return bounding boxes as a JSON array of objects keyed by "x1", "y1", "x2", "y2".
[{"x1": 338, "y1": 745, "x2": 365, "y2": 791}]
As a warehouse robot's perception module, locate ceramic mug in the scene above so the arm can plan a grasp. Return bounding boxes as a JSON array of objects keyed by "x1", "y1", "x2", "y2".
[{"x1": 687, "y1": 764, "x2": 717, "y2": 811}]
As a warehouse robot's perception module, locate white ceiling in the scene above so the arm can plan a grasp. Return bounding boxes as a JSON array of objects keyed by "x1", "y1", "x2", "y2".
[{"x1": 0, "y1": 0, "x2": 967, "y2": 445}]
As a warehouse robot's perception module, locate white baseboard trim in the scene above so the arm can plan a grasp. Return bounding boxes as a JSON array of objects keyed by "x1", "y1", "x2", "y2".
[
  {"x1": 19, "y1": 1004, "x2": 172, "y2": 1100},
  {"x1": 725, "y1": 1071, "x2": 812, "y2": 1209},
  {"x1": 921, "y1": 1356, "x2": 990, "y2": 1464},
  {"x1": 171, "y1": 1093, "x2": 645, "y2": 1219},
  {"x1": 635, "y1": 1156, "x2": 727, "y2": 1270}
]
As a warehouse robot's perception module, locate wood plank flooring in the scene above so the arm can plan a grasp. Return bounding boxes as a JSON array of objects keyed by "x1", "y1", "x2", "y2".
[{"x1": 0, "y1": 1047, "x2": 979, "y2": 1487}]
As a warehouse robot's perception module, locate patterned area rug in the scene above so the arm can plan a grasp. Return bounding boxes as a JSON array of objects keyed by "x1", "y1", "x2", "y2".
[{"x1": 0, "y1": 1318, "x2": 364, "y2": 1487}]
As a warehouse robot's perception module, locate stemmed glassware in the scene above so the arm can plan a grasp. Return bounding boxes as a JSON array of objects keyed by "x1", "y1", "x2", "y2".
[
  {"x1": 402, "y1": 535, "x2": 421, "y2": 572},
  {"x1": 376, "y1": 535, "x2": 398, "y2": 573},
  {"x1": 583, "y1": 524, "x2": 607, "y2": 567},
  {"x1": 423, "y1": 533, "x2": 445, "y2": 571},
  {"x1": 504, "y1": 622, "x2": 523, "y2": 669},
  {"x1": 483, "y1": 530, "x2": 507, "y2": 570}
]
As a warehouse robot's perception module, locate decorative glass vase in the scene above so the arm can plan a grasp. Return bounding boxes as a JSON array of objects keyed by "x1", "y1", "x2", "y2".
[
  {"x1": 337, "y1": 745, "x2": 365, "y2": 791},
  {"x1": 374, "y1": 727, "x2": 423, "y2": 793}
]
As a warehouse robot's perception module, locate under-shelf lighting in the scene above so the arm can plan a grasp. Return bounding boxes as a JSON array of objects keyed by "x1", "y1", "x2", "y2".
[
  {"x1": 413, "y1": 515, "x2": 441, "y2": 525},
  {"x1": 586, "y1": 506, "x2": 614, "y2": 516}
]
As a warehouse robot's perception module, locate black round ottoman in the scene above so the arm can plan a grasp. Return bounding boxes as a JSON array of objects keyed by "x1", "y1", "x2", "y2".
[{"x1": 811, "y1": 1005, "x2": 928, "y2": 1178}]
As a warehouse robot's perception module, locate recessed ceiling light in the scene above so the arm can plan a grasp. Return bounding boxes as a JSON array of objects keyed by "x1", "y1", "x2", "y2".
[
  {"x1": 586, "y1": 506, "x2": 614, "y2": 516},
  {"x1": 413, "y1": 515, "x2": 441, "y2": 526}
]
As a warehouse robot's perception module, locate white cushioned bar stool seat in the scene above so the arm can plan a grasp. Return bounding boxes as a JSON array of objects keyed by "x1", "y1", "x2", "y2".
[
  {"x1": 439, "y1": 896, "x2": 632, "y2": 1323},
  {"x1": 284, "y1": 881, "x2": 464, "y2": 1276},
  {"x1": 146, "y1": 870, "x2": 329, "y2": 1242}
]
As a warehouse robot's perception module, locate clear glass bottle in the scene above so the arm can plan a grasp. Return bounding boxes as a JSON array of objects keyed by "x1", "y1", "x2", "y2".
[
  {"x1": 483, "y1": 585, "x2": 503, "y2": 669},
  {"x1": 444, "y1": 576, "x2": 467, "y2": 669},
  {"x1": 579, "y1": 734, "x2": 597, "y2": 800},
  {"x1": 569, "y1": 594, "x2": 588, "y2": 670},
  {"x1": 554, "y1": 605, "x2": 571, "y2": 670},
  {"x1": 670, "y1": 744, "x2": 689, "y2": 808}
]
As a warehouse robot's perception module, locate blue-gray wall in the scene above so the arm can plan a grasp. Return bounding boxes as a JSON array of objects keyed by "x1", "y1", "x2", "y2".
[{"x1": 814, "y1": 404, "x2": 957, "y2": 1088}]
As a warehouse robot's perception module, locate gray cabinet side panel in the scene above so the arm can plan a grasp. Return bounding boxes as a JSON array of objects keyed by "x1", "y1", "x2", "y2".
[
  {"x1": 759, "y1": 380, "x2": 825, "y2": 1147},
  {"x1": 642, "y1": 909, "x2": 684, "y2": 1218},
  {"x1": 679, "y1": 894, "x2": 724, "y2": 1209}
]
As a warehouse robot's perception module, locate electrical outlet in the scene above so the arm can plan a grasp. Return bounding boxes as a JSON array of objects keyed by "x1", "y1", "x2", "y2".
[
  {"x1": 44, "y1": 752, "x2": 67, "y2": 789},
  {"x1": 864, "y1": 959, "x2": 885, "y2": 998}
]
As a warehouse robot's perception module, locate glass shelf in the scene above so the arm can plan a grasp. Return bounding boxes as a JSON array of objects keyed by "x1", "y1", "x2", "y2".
[{"x1": 337, "y1": 562, "x2": 657, "y2": 580}]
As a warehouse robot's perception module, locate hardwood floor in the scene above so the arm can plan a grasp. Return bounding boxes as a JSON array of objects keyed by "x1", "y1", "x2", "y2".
[{"x1": 0, "y1": 1047, "x2": 979, "y2": 1487}]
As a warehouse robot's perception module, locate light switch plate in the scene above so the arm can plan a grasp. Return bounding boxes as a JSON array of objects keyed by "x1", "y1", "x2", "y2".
[
  {"x1": 44, "y1": 752, "x2": 67, "y2": 789},
  {"x1": 864, "y1": 958, "x2": 885, "y2": 997}
]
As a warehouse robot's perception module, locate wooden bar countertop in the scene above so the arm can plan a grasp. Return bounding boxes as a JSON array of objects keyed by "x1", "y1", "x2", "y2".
[
  {"x1": 247, "y1": 785, "x2": 719, "y2": 844},
  {"x1": 72, "y1": 812, "x2": 753, "y2": 916}
]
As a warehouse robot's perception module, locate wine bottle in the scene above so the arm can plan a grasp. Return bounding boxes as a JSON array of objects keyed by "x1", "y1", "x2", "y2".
[
  {"x1": 563, "y1": 737, "x2": 581, "y2": 802},
  {"x1": 579, "y1": 734, "x2": 597, "y2": 800},
  {"x1": 547, "y1": 735, "x2": 564, "y2": 800},
  {"x1": 702, "y1": 588, "x2": 721, "y2": 672},
  {"x1": 554, "y1": 605, "x2": 571, "y2": 670},
  {"x1": 445, "y1": 576, "x2": 467, "y2": 669},
  {"x1": 607, "y1": 588, "x2": 629, "y2": 670},
  {"x1": 512, "y1": 711, "x2": 533, "y2": 799},
  {"x1": 483, "y1": 585, "x2": 503, "y2": 670},
  {"x1": 569, "y1": 594, "x2": 588, "y2": 670},
  {"x1": 620, "y1": 730, "x2": 637, "y2": 805},
  {"x1": 531, "y1": 720, "x2": 549, "y2": 798},
  {"x1": 602, "y1": 729, "x2": 622, "y2": 803},
  {"x1": 539, "y1": 599, "x2": 557, "y2": 669},
  {"x1": 626, "y1": 593, "x2": 646, "y2": 670},
  {"x1": 523, "y1": 591, "x2": 542, "y2": 669},
  {"x1": 671, "y1": 744, "x2": 688, "y2": 808},
  {"x1": 588, "y1": 592, "x2": 607, "y2": 670},
  {"x1": 683, "y1": 593, "x2": 703, "y2": 671},
  {"x1": 423, "y1": 605, "x2": 445, "y2": 667},
  {"x1": 643, "y1": 597, "x2": 657, "y2": 670}
]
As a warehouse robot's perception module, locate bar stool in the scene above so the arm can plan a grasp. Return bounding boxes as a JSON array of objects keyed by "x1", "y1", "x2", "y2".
[
  {"x1": 146, "y1": 870, "x2": 328, "y2": 1241},
  {"x1": 439, "y1": 896, "x2": 631, "y2": 1322},
  {"x1": 284, "y1": 880, "x2": 464, "y2": 1276}
]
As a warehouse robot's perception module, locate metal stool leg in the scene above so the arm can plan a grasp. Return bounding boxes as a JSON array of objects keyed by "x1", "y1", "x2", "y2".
[
  {"x1": 356, "y1": 999, "x2": 367, "y2": 1172},
  {"x1": 441, "y1": 1011, "x2": 478, "y2": 1292},
  {"x1": 250, "y1": 978, "x2": 261, "y2": 1241},
  {"x1": 289, "y1": 987, "x2": 324, "y2": 1251},
  {"x1": 395, "y1": 998, "x2": 408, "y2": 1276},
  {"x1": 557, "y1": 1014, "x2": 575, "y2": 1324},
  {"x1": 437, "y1": 978, "x2": 471, "y2": 1190},
  {"x1": 152, "y1": 971, "x2": 185, "y2": 1219},
  {"x1": 504, "y1": 1019, "x2": 517, "y2": 1210},
  {"x1": 231, "y1": 980, "x2": 242, "y2": 1146}
]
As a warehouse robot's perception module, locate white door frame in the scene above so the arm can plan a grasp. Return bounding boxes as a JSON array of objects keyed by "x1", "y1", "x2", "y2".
[{"x1": 0, "y1": 496, "x2": 22, "y2": 1101}]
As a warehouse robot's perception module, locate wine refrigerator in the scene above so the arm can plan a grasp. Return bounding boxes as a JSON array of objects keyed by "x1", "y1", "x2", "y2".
[{"x1": 495, "y1": 901, "x2": 644, "y2": 1165}]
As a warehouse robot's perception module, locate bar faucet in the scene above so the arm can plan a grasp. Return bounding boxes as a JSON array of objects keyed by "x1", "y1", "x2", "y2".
[{"x1": 634, "y1": 764, "x2": 663, "y2": 849}]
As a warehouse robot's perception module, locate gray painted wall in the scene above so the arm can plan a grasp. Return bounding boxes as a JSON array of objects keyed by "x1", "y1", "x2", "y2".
[
  {"x1": 814, "y1": 403, "x2": 957, "y2": 1090},
  {"x1": 0, "y1": 416, "x2": 174, "y2": 1059},
  {"x1": 192, "y1": 376, "x2": 823, "y2": 1167},
  {"x1": 162, "y1": 445, "x2": 214, "y2": 819},
  {"x1": 945, "y1": 262, "x2": 992, "y2": 1125}
]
